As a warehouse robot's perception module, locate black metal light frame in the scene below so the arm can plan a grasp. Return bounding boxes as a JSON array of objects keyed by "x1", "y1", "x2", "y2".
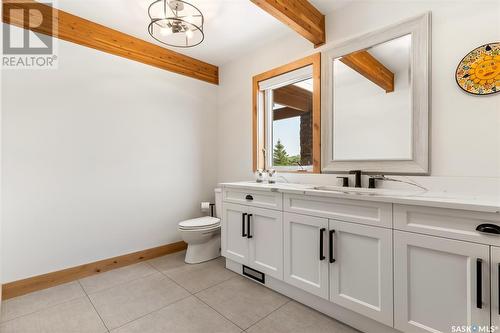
[{"x1": 147, "y1": 0, "x2": 204, "y2": 48}]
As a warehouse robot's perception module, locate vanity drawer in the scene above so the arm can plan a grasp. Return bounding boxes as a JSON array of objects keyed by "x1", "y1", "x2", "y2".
[
  {"x1": 284, "y1": 194, "x2": 392, "y2": 228},
  {"x1": 223, "y1": 188, "x2": 282, "y2": 210},
  {"x1": 394, "y1": 204, "x2": 500, "y2": 246}
]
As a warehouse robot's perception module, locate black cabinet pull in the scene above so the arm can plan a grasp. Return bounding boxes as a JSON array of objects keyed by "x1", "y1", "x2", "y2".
[
  {"x1": 241, "y1": 213, "x2": 247, "y2": 237},
  {"x1": 319, "y1": 228, "x2": 326, "y2": 260},
  {"x1": 329, "y1": 229, "x2": 336, "y2": 263},
  {"x1": 247, "y1": 214, "x2": 253, "y2": 238},
  {"x1": 245, "y1": 195, "x2": 254, "y2": 201},
  {"x1": 477, "y1": 258, "x2": 482, "y2": 309},
  {"x1": 498, "y1": 263, "x2": 500, "y2": 315},
  {"x1": 476, "y1": 223, "x2": 500, "y2": 235}
]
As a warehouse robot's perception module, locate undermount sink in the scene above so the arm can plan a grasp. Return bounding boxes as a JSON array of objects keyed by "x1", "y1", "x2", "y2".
[
  {"x1": 312, "y1": 185, "x2": 421, "y2": 197},
  {"x1": 272, "y1": 183, "x2": 314, "y2": 189},
  {"x1": 237, "y1": 182, "x2": 424, "y2": 197},
  {"x1": 314, "y1": 186, "x2": 377, "y2": 194}
]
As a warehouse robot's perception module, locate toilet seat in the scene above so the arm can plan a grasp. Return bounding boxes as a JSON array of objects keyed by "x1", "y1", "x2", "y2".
[{"x1": 178, "y1": 216, "x2": 220, "y2": 230}]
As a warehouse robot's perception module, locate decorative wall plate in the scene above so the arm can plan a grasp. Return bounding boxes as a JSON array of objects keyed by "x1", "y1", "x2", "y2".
[{"x1": 455, "y1": 42, "x2": 500, "y2": 95}]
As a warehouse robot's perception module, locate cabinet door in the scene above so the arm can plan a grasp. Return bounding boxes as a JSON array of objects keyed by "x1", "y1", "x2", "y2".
[
  {"x1": 247, "y1": 207, "x2": 283, "y2": 280},
  {"x1": 329, "y1": 220, "x2": 393, "y2": 326},
  {"x1": 222, "y1": 203, "x2": 249, "y2": 265},
  {"x1": 394, "y1": 231, "x2": 490, "y2": 333},
  {"x1": 283, "y1": 212, "x2": 329, "y2": 299},
  {"x1": 491, "y1": 246, "x2": 500, "y2": 328}
]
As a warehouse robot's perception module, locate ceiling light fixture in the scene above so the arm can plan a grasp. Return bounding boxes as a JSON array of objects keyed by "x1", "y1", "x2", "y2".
[{"x1": 148, "y1": 0, "x2": 204, "y2": 48}]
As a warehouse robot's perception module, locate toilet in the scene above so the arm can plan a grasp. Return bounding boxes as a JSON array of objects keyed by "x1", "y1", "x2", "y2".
[{"x1": 178, "y1": 188, "x2": 222, "y2": 264}]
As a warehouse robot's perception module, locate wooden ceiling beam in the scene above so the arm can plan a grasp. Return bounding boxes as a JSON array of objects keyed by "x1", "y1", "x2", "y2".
[
  {"x1": 273, "y1": 106, "x2": 307, "y2": 121},
  {"x1": 250, "y1": 0, "x2": 325, "y2": 47},
  {"x1": 273, "y1": 85, "x2": 312, "y2": 111},
  {"x1": 340, "y1": 50, "x2": 394, "y2": 93},
  {"x1": 2, "y1": 0, "x2": 219, "y2": 84}
]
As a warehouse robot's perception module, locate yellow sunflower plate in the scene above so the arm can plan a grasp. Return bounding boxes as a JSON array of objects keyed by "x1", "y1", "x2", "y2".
[{"x1": 455, "y1": 42, "x2": 500, "y2": 95}]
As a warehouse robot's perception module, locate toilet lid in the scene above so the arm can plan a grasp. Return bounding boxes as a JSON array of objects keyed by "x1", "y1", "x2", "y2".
[{"x1": 179, "y1": 216, "x2": 220, "y2": 230}]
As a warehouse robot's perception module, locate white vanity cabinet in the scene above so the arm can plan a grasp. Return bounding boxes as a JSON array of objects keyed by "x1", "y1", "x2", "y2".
[
  {"x1": 329, "y1": 220, "x2": 393, "y2": 326},
  {"x1": 491, "y1": 247, "x2": 500, "y2": 328},
  {"x1": 222, "y1": 201, "x2": 283, "y2": 280},
  {"x1": 222, "y1": 184, "x2": 500, "y2": 333},
  {"x1": 247, "y1": 206, "x2": 283, "y2": 279},
  {"x1": 284, "y1": 193, "x2": 392, "y2": 228},
  {"x1": 283, "y1": 212, "x2": 394, "y2": 325},
  {"x1": 394, "y1": 230, "x2": 490, "y2": 333},
  {"x1": 283, "y1": 212, "x2": 329, "y2": 299},
  {"x1": 222, "y1": 202, "x2": 250, "y2": 264}
]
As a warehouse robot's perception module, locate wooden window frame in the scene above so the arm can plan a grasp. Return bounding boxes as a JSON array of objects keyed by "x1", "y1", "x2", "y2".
[{"x1": 252, "y1": 53, "x2": 321, "y2": 173}]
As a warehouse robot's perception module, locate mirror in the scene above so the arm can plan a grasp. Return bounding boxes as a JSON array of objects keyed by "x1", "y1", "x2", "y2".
[
  {"x1": 322, "y1": 13, "x2": 430, "y2": 174},
  {"x1": 333, "y1": 34, "x2": 412, "y2": 161}
]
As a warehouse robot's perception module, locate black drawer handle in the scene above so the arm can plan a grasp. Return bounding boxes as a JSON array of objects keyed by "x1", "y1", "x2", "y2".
[
  {"x1": 476, "y1": 223, "x2": 500, "y2": 235},
  {"x1": 247, "y1": 214, "x2": 253, "y2": 238},
  {"x1": 245, "y1": 195, "x2": 254, "y2": 201},
  {"x1": 319, "y1": 228, "x2": 325, "y2": 260},
  {"x1": 477, "y1": 258, "x2": 482, "y2": 309},
  {"x1": 329, "y1": 229, "x2": 336, "y2": 263},
  {"x1": 241, "y1": 213, "x2": 247, "y2": 237}
]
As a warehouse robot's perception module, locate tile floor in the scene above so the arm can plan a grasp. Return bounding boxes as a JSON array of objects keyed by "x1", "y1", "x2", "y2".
[{"x1": 0, "y1": 251, "x2": 359, "y2": 333}]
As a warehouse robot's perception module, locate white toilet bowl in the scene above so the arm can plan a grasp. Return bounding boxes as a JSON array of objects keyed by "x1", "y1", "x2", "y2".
[
  {"x1": 178, "y1": 217, "x2": 221, "y2": 263},
  {"x1": 178, "y1": 188, "x2": 222, "y2": 264}
]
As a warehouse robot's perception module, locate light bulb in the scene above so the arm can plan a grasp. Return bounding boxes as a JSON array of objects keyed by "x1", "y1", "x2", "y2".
[
  {"x1": 186, "y1": 29, "x2": 194, "y2": 39},
  {"x1": 160, "y1": 27, "x2": 172, "y2": 36}
]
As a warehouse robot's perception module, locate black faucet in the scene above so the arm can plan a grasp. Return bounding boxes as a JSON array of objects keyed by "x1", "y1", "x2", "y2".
[{"x1": 349, "y1": 170, "x2": 362, "y2": 188}]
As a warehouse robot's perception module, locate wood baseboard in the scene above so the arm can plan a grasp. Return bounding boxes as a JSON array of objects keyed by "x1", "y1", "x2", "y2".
[{"x1": 2, "y1": 241, "x2": 187, "y2": 300}]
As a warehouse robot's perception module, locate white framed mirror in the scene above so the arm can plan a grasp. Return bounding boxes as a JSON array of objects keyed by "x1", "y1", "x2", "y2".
[{"x1": 322, "y1": 13, "x2": 431, "y2": 174}]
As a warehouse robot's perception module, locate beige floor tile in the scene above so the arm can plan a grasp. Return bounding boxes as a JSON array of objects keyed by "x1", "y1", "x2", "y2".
[
  {"x1": 0, "y1": 297, "x2": 107, "y2": 333},
  {"x1": 111, "y1": 296, "x2": 241, "y2": 333},
  {"x1": 79, "y1": 262, "x2": 157, "y2": 294},
  {"x1": 247, "y1": 301, "x2": 359, "y2": 333},
  {"x1": 158, "y1": 256, "x2": 236, "y2": 293},
  {"x1": 196, "y1": 276, "x2": 289, "y2": 330},
  {"x1": 89, "y1": 272, "x2": 189, "y2": 329},
  {"x1": 147, "y1": 250, "x2": 186, "y2": 272},
  {"x1": 0, "y1": 281, "x2": 85, "y2": 323}
]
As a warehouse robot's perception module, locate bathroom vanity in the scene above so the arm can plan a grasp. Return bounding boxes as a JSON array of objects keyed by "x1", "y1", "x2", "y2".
[
  {"x1": 220, "y1": 181, "x2": 500, "y2": 333},
  {"x1": 239, "y1": 10, "x2": 500, "y2": 333}
]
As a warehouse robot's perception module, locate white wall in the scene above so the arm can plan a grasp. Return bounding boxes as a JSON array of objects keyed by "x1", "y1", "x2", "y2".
[
  {"x1": 1, "y1": 37, "x2": 218, "y2": 282},
  {"x1": 216, "y1": 0, "x2": 500, "y2": 197}
]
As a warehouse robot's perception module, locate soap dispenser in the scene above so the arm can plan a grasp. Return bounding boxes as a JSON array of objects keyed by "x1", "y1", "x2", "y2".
[
  {"x1": 268, "y1": 169, "x2": 277, "y2": 183},
  {"x1": 337, "y1": 176, "x2": 349, "y2": 187},
  {"x1": 255, "y1": 169, "x2": 266, "y2": 183}
]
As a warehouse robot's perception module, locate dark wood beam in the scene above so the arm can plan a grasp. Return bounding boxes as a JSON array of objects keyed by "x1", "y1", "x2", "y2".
[
  {"x1": 340, "y1": 50, "x2": 394, "y2": 93},
  {"x1": 273, "y1": 85, "x2": 312, "y2": 111},
  {"x1": 273, "y1": 106, "x2": 307, "y2": 121},
  {"x1": 2, "y1": 0, "x2": 219, "y2": 84},
  {"x1": 250, "y1": 0, "x2": 325, "y2": 47}
]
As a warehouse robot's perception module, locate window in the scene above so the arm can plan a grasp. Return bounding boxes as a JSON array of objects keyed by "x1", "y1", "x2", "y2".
[
  {"x1": 253, "y1": 54, "x2": 321, "y2": 173},
  {"x1": 266, "y1": 73, "x2": 313, "y2": 170}
]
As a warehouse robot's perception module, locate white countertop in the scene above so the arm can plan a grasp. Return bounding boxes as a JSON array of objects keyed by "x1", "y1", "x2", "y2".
[{"x1": 221, "y1": 181, "x2": 500, "y2": 214}]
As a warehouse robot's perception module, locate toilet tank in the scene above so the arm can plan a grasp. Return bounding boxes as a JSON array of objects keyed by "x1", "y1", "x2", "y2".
[{"x1": 214, "y1": 188, "x2": 222, "y2": 218}]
